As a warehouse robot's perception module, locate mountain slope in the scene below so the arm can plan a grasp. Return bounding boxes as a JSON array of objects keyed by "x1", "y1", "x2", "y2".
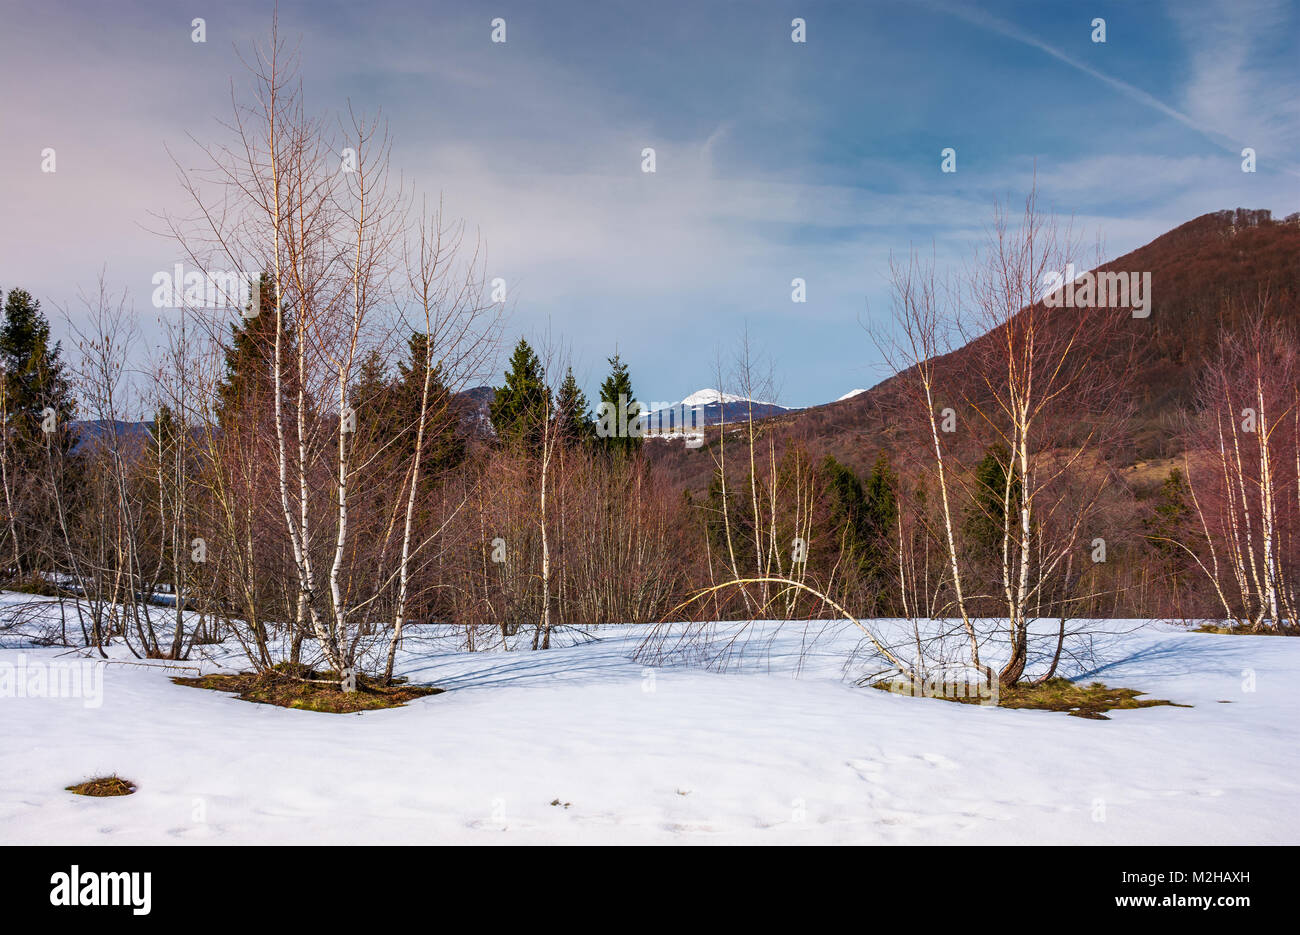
[{"x1": 651, "y1": 208, "x2": 1300, "y2": 488}]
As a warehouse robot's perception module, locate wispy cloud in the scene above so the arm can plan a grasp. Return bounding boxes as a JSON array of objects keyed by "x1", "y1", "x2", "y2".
[
  {"x1": 926, "y1": 0, "x2": 1298, "y2": 176},
  {"x1": 2, "y1": 0, "x2": 1296, "y2": 408},
  {"x1": 1170, "y1": 0, "x2": 1300, "y2": 164}
]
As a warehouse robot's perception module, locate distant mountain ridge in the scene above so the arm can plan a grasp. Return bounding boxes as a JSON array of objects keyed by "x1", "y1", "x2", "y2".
[
  {"x1": 67, "y1": 386, "x2": 500, "y2": 450},
  {"x1": 67, "y1": 208, "x2": 1299, "y2": 480},
  {"x1": 641, "y1": 388, "x2": 794, "y2": 433},
  {"x1": 69, "y1": 419, "x2": 153, "y2": 453}
]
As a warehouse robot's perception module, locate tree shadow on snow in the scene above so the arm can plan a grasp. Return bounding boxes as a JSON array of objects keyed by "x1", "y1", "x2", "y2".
[
  {"x1": 1068, "y1": 634, "x2": 1260, "y2": 682},
  {"x1": 398, "y1": 635, "x2": 643, "y2": 691}
]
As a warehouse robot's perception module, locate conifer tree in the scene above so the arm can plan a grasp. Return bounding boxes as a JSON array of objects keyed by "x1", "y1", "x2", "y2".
[
  {"x1": 1147, "y1": 467, "x2": 1191, "y2": 557},
  {"x1": 0, "y1": 289, "x2": 76, "y2": 444},
  {"x1": 348, "y1": 347, "x2": 392, "y2": 448},
  {"x1": 213, "y1": 275, "x2": 291, "y2": 430},
  {"x1": 352, "y1": 348, "x2": 389, "y2": 406},
  {"x1": 862, "y1": 451, "x2": 899, "y2": 550},
  {"x1": 596, "y1": 353, "x2": 641, "y2": 456},
  {"x1": 822, "y1": 455, "x2": 868, "y2": 548},
  {"x1": 860, "y1": 451, "x2": 899, "y2": 605},
  {"x1": 392, "y1": 332, "x2": 465, "y2": 472},
  {"x1": 489, "y1": 338, "x2": 549, "y2": 449},
  {"x1": 965, "y1": 442, "x2": 1021, "y2": 563},
  {"x1": 1151, "y1": 468, "x2": 1190, "y2": 534},
  {"x1": 554, "y1": 367, "x2": 595, "y2": 448},
  {"x1": 0, "y1": 287, "x2": 79, "y2": 577},
  {"x1": 821, "y1": 452, "x2": 897, "y2": 607}
]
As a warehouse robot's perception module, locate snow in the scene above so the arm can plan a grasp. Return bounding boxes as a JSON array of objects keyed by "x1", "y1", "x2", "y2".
[
  {"x1": 837, "y1": 388, "x2": 868, "y2": 401},
  {"x1": 677, "y1": 388, "x2": 775, "y2": 408},
  {"x1": 1, "y1": 594, "x2": 1297, "y2": 844}
]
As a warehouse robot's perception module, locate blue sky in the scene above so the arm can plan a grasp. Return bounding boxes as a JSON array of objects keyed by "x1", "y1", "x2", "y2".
[{"x1": 2, "y1": 0, "x2": 1297, "y2": 408}]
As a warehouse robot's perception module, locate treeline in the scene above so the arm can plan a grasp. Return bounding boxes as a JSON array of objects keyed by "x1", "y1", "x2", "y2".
[
  {"x1": 3, "y1": 28, "x2": 1295, "y2": 691},
  {"x1": 0, "y1": 282, "x2": 910, "y2": 663},
  {"x1": 0, "y1": 275, "x2": 923, "y2": 666},
  {"x1": 0, "y1": 258, "x2": 1292, "y2": 684}
]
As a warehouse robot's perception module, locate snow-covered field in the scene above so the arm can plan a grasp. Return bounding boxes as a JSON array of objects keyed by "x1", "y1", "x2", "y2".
[{"x1": 2, "y1": 594, "x2": 1297, "y2": 844}]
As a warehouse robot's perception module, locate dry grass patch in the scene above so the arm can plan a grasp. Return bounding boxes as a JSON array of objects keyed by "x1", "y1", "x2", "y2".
[
  {"x1": 997, "y1": 679, "x2": 1189, "y2": 719},
  {"x1": 67, "y1": 775, "x2": 136, "y2": 796},
  {"x1": 173, "y1": 663, "x2": 442, "y2": 713},
  {"x1": 875, "y1": 677, "x2": 1188, "y2": 719},
  {"x1": 1193, "y1": 623, "x2": 1295, "y2": 636}
]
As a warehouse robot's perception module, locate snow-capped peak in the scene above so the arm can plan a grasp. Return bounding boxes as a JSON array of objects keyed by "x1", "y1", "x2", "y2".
[
  {"x1": 837, "y1": 388, "x2": 868, "y2": 402},
  {"x1": 679, "y1": 388, "x2": 771, "y2": 408}
]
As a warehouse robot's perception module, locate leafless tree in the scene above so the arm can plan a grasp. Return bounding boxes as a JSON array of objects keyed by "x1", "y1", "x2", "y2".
[{"x1": 1174, "y1": 307, "x2": 1299, "y2": 631}]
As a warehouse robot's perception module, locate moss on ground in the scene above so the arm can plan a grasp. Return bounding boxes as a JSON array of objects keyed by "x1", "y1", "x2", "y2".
[
  {"x1": 173, "y1": 664, "x2": 442, "y2": 713},
  {"x1": 874, "y1": 676, "x2": 1189, "y2": 719}
]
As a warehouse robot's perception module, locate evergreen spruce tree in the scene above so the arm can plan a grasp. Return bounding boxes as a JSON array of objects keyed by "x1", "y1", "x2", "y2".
[
  {"x1": 1147, "y1": 467, "x2": 1191, "y2": 556},
  {"x1": 350, "y1": 347, "x2": 391, "y2": 424},
  {"x1": 821, "y1": 455, "x2": 868, "y2": 550},
  {"x1": 554, "y1": 367, "x2": 595, "y2": 448},
  {"x1": 0, "y1": 289, "x2": 76, "y2": 441},
  {"x1": 489, "y1": 338, "x2": 549, "y2": 449},
  {"x1": 862, "y1": 451, "x2": 898, "y2": 540},
  {"x1": 348, "y1": 347, "x2": 392, "y2": 450},
  {"x1": 821, "y1": 452, "x2": 898, "y2": 607},
  {"x1": 596, "y1": 353, "x2": 641, "y2": 456},
  {"x1": 213, "y1": 275, "x2": 291, "y2": 430},
  {"x1": 0, "y1": 288, "x2": 79, "y2": 576},
  {"x1": 860, "y1": 451, "x2": 899, "y2": 609},
  {"x1": 392, "y1": 332, "x2": 465, "y2": 472},
  {"x1": 965, "y1": 443, "x2": 1021, "y2": 562},
  {"x1": 862, "y1": 451, "x2": 898, "y2": 556}
]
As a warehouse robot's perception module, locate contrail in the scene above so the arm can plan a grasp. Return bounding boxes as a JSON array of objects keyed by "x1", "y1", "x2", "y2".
[{"x1": 923, "y1": 0, "x2": 1298, "y2": 176}]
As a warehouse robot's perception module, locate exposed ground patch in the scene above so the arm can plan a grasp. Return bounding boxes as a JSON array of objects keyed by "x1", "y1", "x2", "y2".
[
  {"x1": 173, "y1": 663, "x2": 442, "y2": 713},
  {"x1": 875, "y1": 677, "x2": 1189, "y2": 719},
  {"x1": 1193, "y1": 623, "x2": 1296, "y2": 636},
  {"x1": 66, "y1": 775, "x2": 136, "y2": 797}
]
